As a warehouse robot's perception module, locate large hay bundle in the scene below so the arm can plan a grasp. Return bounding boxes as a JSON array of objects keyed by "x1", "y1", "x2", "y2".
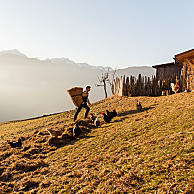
[{"x1": 67, "y1": 87, "x2": 83, "y2": 107}]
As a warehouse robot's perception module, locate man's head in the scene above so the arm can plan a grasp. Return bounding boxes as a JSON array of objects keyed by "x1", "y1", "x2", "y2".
[{"x1": 86, "y1": 86, "x2": 91, "y2": 92}]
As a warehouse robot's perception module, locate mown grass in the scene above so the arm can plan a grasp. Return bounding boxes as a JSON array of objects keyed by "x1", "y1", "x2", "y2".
[{"x1": 0, "y1": 92, "x2": 193, "y2": 193}]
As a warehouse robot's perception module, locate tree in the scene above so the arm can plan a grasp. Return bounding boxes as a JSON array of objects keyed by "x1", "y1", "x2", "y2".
[{"x1": 96, "y1": 68, "x2": 117, "y2": 98}]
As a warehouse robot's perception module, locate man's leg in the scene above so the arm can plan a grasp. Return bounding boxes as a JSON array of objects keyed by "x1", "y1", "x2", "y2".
[
  {"x1": 83, "y1": 103, "x2": 90, "y2": 119},
  {"x1": 74, "y1": 105, "x2": 83, "y2": 121}
]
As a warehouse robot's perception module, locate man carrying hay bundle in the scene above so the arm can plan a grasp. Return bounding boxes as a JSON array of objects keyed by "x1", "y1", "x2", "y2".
[
  {"x1": 74, "y1": 86, "x2": 91, "y2": 121},
  {"x1": 68, "y1": 86, "x2": 92, "y2": 121}
]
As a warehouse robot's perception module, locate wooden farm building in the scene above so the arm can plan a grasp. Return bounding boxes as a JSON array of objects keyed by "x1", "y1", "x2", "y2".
[
  {"x1": 112, "y1": 48, "x2": 194, "y2": 97},
  {"x1": 175, "y1": 49, "x2": 194, "y2": 91},
  {"x1": 152, "y1": 62, "x2": 182, "y2": 83},
  {"x1": 152, "y1": 49, "x2": 194, "y2": 91}
]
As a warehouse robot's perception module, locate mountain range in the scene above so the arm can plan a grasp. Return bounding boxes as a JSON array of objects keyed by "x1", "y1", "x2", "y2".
[{"x1": 0, "y1": 49, "x2": 155, "y2": 122}]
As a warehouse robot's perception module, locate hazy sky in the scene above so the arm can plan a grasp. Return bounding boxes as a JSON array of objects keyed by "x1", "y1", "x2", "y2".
[{"x1": 0, "y1": 0, "x2": 193, "y2": 67}]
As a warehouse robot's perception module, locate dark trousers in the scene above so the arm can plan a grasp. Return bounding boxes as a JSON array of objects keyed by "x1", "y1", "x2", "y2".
[{"x1": 74, "y1": 102, "x2": 90, "y2": 121}]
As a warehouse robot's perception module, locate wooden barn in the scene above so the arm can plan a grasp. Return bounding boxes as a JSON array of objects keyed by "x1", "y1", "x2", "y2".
[
  {"x1": 152, "y1": 62, "x2": 182, "y2": 83},
  {"x1": 175, "y1": 49, "x2": 194, "y2": 91},
  {"x1": 112, "y1": 48, "x2": 194, "y2": 97}
]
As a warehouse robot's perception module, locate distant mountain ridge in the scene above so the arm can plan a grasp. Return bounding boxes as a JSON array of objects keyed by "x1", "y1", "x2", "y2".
[
  {"x1": 116, "y1": 66, "x2": 155, "y2": 78},
  {"x1": 0, "y1": 49, "x2": 112, "y2": 71},
  {"x1": 0, "y1": 49, "x2": 155, "y2": 122},
  {"x1": 0, "y1": 49, "x2": 27, "y2": 58},
  {"x1": 0, "y1": 49, "x2": 155, "y2": 74}
]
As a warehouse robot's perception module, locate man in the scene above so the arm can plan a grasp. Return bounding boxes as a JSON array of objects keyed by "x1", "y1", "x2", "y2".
[{"x1": 74, "y1": 86, "x2": 91, "y2": 121}]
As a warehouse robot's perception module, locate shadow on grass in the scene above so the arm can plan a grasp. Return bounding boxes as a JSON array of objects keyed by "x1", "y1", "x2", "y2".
[
  {"x1": 51, "y1": 134, "x2": 95, "y2": 148},
  {"x1": 67, "y1": 135, "x2": 95, "y2": 145},
  {"x1": 79, "y1": 135, "x2": 95, "y2": 139},
  {"x1": 45, "y1": 104, "x2": 159, "y2": 148},
  {"x1": 117, "y1": 104, "x2": 158, "y2": 117},
  {"x1": 113, "y1": 117, "x2": 128, "y2": 123}
]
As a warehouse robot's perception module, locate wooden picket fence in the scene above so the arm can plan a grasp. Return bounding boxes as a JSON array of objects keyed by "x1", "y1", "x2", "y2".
[{"x1": 112, "y1": 74, "x2": 179, "y2": 97}]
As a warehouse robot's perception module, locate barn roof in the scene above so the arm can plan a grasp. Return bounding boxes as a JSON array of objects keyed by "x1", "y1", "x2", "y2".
[
  {"x1": 152, "y1": 62, "x2": 175, "y2": 69},
  {"x1": 175, "y1": 49, "x2": 194, "y2": 62}
]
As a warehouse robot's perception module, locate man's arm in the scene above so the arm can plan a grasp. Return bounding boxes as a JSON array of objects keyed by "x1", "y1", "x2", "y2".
[{"x1": 87, "y1": 98, "x2": 91, "y2": 106}]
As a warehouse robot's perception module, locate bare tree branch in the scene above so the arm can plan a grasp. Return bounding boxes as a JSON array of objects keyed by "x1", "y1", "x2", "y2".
[
  {"x1": 96, "y1": 67, "x2": 117, "y2": 98},
  {"x1": 95, "y1": 84, "x2": 104, "y2": 87}
]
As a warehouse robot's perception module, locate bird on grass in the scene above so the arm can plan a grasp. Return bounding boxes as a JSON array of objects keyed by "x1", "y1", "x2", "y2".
[
  {"x1": 94, "y1": 116, "x2": 101, "y2": 127},
  {"x1": 102, "y1": 112, "x2": 112, "y2": 123},
  {"x1": 8, "y1": 138, "x2": 22, "y2": 148},
  {"x1": 90, "y1": 113, "x2": 97, "y2": 122},
  {"x1": 106, "y1": 109, "x2": 117, "y2": 118},
  {"x1": 73, "y1": 123, "x2": 81, "y2": 138},
  {"x1": 112, "y1": 109, "x2": 118, "y2": 117},
  {"x1": 136, "y1": 100, "x2": 142, "y2": 112},
  {"x1": 90, "y1": 113, "x2": 100, "y2": 127}
]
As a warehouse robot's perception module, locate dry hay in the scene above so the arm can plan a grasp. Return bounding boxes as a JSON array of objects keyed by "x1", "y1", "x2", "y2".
[
  {"x1": 40, "y1": 179, "x2": 51, "y2": 188},
  {"x1": 47, "y1": 120, "x2": 94, "y2": 146},
  {"x1": 10, "y1": 159, "x2": 48, "y2": 172},
  {"x1": 19, "y1": 178, "x2": 40, "y2": 191},
  {"x1": 0, "y1": 128, "x2": 56, "y2": 193},
  {"x1": 67, "y1": 87, "x2": 83, "y2": 107},
  {"x1": 0, "y1": 93, "x2": 193, "y2": 193},
  {"x1": 48, "y1": 137, "x2": 67, "y2": 146},
  {"x1": 77, "y1": 119, "x2": 94, "y2": 129}
]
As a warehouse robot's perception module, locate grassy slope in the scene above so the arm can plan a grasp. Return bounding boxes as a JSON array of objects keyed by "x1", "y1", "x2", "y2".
[{"x1": 0, "y1": 93, "x2": 193, "y2": 193}]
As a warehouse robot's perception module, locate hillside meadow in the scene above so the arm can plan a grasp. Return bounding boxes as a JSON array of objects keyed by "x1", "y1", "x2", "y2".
[{"x1": 0, "y1": 92, "x2": 193, "y2": 193}]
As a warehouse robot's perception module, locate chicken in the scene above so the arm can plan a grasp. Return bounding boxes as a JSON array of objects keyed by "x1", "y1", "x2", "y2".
[
  {"x1": 90, "y1": 113, "x2": 97, "y2": 122},
  {"x1": 136, "y1": 100, "x2": 142, "y2": 112},
  {"x1": 8, "y1": 138, "x2": 22, "y2": 148},
  {"x1": 171, "y1": 83, "x2": 175, "y2": 93},
  {"x1": 106, "y1": 110, "x2": 110, "y2": 115},
  {"x1": 94, "y1": 117, "x2": 100, "y2": 127},
  {"x1": 47, "y1": 128, "x2": 64, "y2": 138},
  {"x1": 110, "y1": 109, "x2": 117, "y2": 117},
  {"x1": 73, "y1": 123, "x2": 81, "y2": 138},
  {"x1": 106, "y1": 109, "x2": 117, "y2": 119},
  {"x1": 113, "y1": 109, "x2": 118, "y2": 117},
  {"x1": 90, "y1": 113, "x2": 100, "y2": 127},
  {"x1": 171, "y1": 81, "x2": 179, "y2": 93},
  {"x1": 162, "y1": 90, "x2": 166, "y2": 96},
  {"x1": 102, "y1": 112, "x2": 112, "y2": 123},
  {"x1": 174, "y1": 81, "x2": 180, "y2": 93}
]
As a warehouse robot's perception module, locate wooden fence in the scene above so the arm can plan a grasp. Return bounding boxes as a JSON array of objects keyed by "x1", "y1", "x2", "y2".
[{"x1": 112, "y1": 74, "x2": 179, "y2": 97}]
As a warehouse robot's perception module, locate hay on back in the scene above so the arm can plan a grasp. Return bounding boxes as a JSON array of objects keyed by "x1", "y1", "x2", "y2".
[{"x1": 67, "y1": 87, "x2": 83, "y2": 107}]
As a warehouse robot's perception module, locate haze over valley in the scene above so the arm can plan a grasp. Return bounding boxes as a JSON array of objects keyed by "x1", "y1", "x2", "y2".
[{"x1": 0, "y1": 50, "x2": 155, "y2": 122}]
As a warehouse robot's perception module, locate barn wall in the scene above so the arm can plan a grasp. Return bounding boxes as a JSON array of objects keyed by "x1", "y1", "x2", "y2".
[
  {"x1": 156, "y1": 65, "x2": 182, "y2": 81},
  {"x1": 181, "y1": 56, "x2": 194, "y2": 91}
]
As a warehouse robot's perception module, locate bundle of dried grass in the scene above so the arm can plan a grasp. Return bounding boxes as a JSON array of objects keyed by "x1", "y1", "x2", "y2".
[
  {"x1": 46, "y1": 128, "x2": 65, "y2": 138},
  {"x1": 11, "y1": 159, "x2": 48, "y2": 172},
  {"x1": 67, "y1": 87, "x2": 83, "y2": 107}
]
